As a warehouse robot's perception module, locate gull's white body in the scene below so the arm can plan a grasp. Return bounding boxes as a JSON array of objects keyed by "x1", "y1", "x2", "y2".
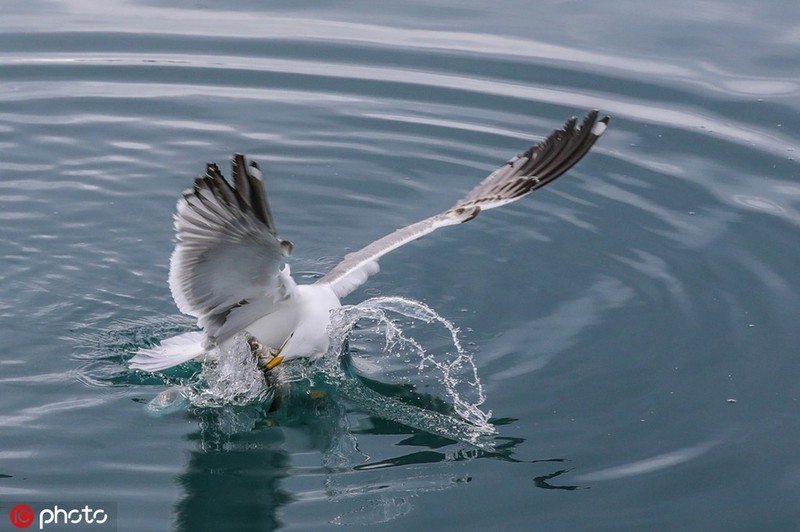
[
  {"x1": 223, "y1": 283, "x2": 340, "y2": 356},
  {"x1": 129, "y1": 111, "x2": 609, "y2": 372}
]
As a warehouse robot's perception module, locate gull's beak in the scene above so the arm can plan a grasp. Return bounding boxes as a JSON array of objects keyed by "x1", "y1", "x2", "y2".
[
  {"x1": 264, "y1": 334, "x2": 292, "y2": 371},
  {"x1": 265, "y1": 355, "x2": 284, "y2": 370}
]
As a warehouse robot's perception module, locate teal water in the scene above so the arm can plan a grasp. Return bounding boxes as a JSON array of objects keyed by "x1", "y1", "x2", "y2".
[{"x1": 2, "y1": 1, "x2": 800, "y2": 530}]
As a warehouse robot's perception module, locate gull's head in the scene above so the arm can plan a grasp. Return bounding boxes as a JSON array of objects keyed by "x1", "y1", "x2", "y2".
[
  {"x1": 261, "y1": 283, "x2": 341, "y2": 371},
  {"x1": 260, "y1": 329, "x2": 330, "y2": 371}
]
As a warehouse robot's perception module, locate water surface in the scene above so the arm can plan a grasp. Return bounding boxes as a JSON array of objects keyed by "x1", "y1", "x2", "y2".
[{"x1": 2, "y1": 0, "x2": 800, "y2": 530}]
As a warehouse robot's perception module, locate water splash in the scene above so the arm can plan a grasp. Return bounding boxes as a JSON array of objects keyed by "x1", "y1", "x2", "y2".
[
  {"x1": 322, "y1": 296, "x2": 496, "y2": 446},
  {"x1": 182, "y1": 337, "x2": 274, "y2": 408},
  {"x1": 143, "y1": 333, "x2": 286, "y2": 436},
  {"x1": 83, "y1": 297, "x2": 495, "y2": 447}
]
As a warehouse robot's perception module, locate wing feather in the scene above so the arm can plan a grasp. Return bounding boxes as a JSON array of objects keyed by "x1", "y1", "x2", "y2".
[
  {"x1": 168, "y1": 154, "x2": 295, "y2": 345},
  {"x1": 319, "y1": 208, "x2": 480, "y2": 298},
  {"x1": 318, "y1": 110, "x2": 609, "y2": 298}
]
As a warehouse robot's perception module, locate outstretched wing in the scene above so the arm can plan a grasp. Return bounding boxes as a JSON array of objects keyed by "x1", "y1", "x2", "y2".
[
  {"x1": 317, "y1": 110, "x2": 609, "y2": 298},
  {"x1": 168, "y1": 154, "x2": 296, "y2": 345}
]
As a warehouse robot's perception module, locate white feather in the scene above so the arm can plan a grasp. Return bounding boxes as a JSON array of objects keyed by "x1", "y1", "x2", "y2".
[{"x1": 129, "y1": 331, "x2": 205, "y2": 372}]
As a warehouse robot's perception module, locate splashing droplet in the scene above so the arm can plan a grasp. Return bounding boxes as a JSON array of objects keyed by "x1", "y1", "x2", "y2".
[
  {"x1": 182, "y1": 335, "x2": 274, "y2": 408},
  {"x1": 323, "y1": 296, "x2": 496, "y2": 445}
]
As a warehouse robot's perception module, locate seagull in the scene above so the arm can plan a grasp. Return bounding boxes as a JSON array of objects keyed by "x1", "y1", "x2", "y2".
[{"x1": 129, "y1": 110, "x2": 609, "y2": 373}]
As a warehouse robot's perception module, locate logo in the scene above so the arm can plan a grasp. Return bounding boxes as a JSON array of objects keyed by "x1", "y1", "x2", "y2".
[
  {"x1": 6, "y1": 503, "x2": 115, "y2": 530},
  {"x1": 9, "y1": 504, "x2": 34, "y2": 528}
]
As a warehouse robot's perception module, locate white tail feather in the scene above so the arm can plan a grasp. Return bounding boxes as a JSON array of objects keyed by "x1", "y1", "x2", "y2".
[{"x1": 129, "y1": 331, "x2": 205, "y2": 372}]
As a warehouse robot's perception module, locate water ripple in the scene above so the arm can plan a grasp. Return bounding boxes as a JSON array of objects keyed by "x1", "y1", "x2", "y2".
[
  {"x1": 1, "y1": 5, "x2": 799, "y2": 528},
  {"x1": 578, "y1": 440, "x2": 718, "y2": 481}
]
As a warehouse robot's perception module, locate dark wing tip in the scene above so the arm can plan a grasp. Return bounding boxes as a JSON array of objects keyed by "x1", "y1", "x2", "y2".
[
  {"x1": 182, "y1": 153, "x2": 281, "y2": 235},
  {"x1": 231, "y1": 153, "x2": 276, "y2": 233},
  {"x1": 454, "y1": 109, "x2": 608, "y2": 210},
  {"x1": 206, "y1": 162, "x2": 224, "y2": 180},
  {"x1": 535, "y1": 109, "x2": 608, "y2": 181}
]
